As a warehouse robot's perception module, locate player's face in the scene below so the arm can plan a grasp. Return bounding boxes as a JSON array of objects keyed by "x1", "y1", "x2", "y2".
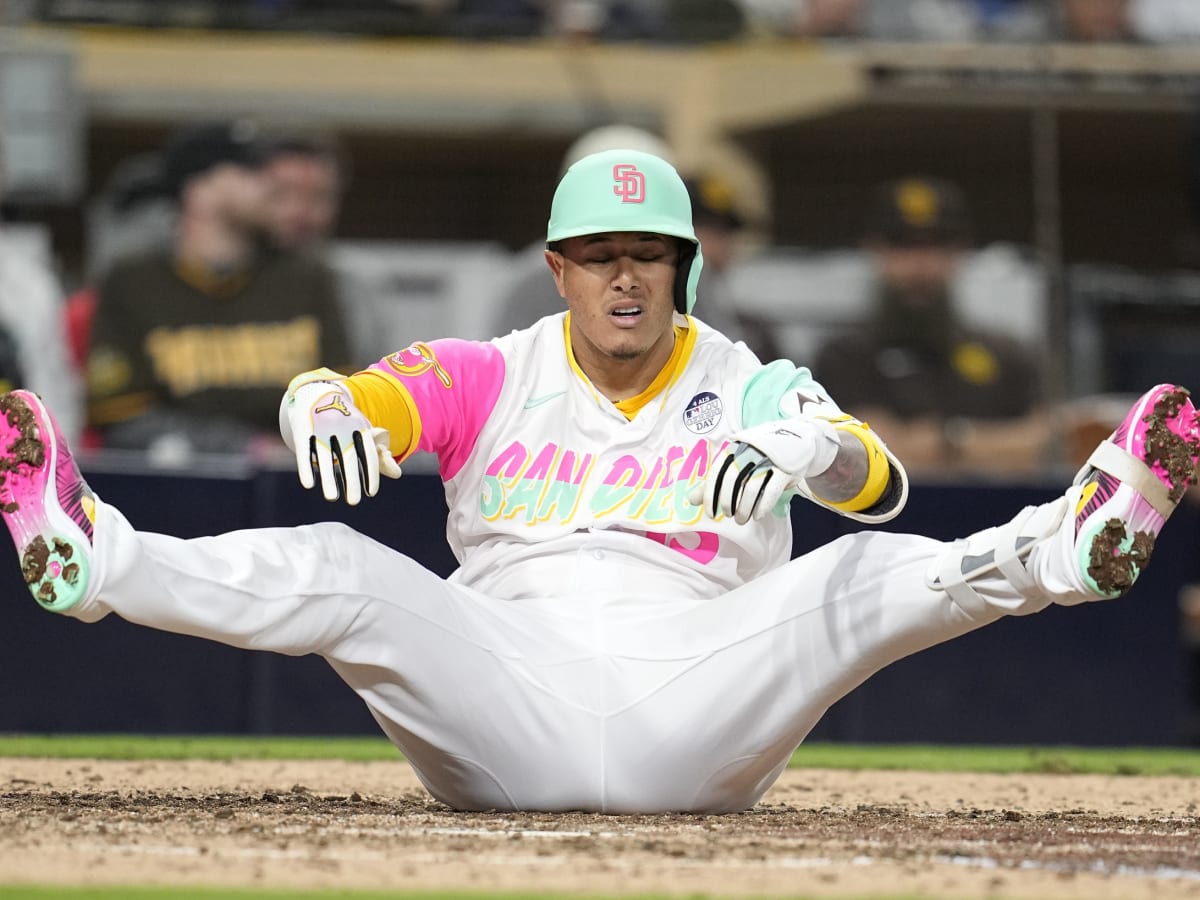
[
  {"x1": 872, "y1": 243, "x2": 962, "y2": 306},
  {"x1": 547, "y1": 232, "x2": 679, "y2": 364},
  {"x1": 264, "y1": 154, "x2": 340, "y2": 251},
  {"x1": 190, "y1": 163, "x2": 271, "y2": 234}
]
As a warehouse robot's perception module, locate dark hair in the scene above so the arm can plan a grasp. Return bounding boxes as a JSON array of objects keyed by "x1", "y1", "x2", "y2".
[
  {"x1": 159, "y1": 120, "x2": 265, "y2": 202},
  {"x1": 261, "y1": 131, "x2": 350, "y2": 191}
]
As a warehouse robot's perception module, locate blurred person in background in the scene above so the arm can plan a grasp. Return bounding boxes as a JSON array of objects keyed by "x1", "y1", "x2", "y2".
[
  {"x1": 65, "y1": 152, "x2": 175, "y2": 394},
  {"x1": 814, "y1": 176, "x2": 1050, "y2": 476},
  {"x1": 1057, "y1": 0, "x2": 1132, "y2": 40},
  {"x1": 257, "y1": 131, "x2": 391, "y2": 364},
  {"x1": 659, "y1": 0, "x2": 746, "y2": 41},
  {"x1": 735, "y1": 0, "x2": 861, "y2": 36},
  {"x1": 542, "y1": 0, "x2": 665, "y2": 40},
  {"x1": 0, "y1": 151, "x2": 83, "y2": 443},
  {"x1": 261, "y1": 132, "x2": 343, "y2": 254},
  {"x1": 1126, "y1": 0, "x2": 1200, "y2": 41},
  {"x1": 82, "y1": 152, "x2": 176, "y2": 287},
  {"x1": 735, "y1": 0, "x2": 1051, "y2": 40},
  {"x1": 455, "y1": 0, "x2": 665, "y2": 39},
  {"x1": 684, "y1": 173, "x2": 780, "y2": 361},
  {"x1": 453, "y1": 0, "x2": 545, "y2": 36},
  {"x1": 86, "y1": 120, "x2": 351, "y2": 463}
]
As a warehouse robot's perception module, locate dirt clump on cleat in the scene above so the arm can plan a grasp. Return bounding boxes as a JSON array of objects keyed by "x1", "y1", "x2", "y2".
[
  {"x1": 1143, "y1": 387, "x2": 1200, "y2": 502},
  {"x1": 0, "y1": 394, "x2": 46, "y2": 514},
  {"x1": 24, "y1": 537, "x2": 82, "y2": 606},
  {"x1": 21, "y1": 534, "x2": 49, "y2": 586},
  {"x1": 1087, "y1": 518, "x2": 1154, "y2": 597}
]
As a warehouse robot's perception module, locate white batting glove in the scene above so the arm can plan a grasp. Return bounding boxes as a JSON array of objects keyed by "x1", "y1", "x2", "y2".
[
  {"x1": 688, "y1": 418, "x2": 839, "y2": 524},
  {"x1": 281, "y1": 368, "x2": 402, "y2": 506}
]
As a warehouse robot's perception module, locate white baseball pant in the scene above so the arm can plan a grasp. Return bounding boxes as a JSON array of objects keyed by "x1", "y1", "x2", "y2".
[{"x1": 68, "y1": 492, "x2": 1092, "y2": 814}]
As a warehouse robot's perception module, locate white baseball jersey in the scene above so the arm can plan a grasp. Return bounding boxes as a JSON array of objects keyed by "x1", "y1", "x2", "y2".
[
  {"x1": 379, "y1": 313, "x2": 803, "y2": 602},
  {"x1": 75, "y1": 313, "x2": 1095, "y2": 814}
]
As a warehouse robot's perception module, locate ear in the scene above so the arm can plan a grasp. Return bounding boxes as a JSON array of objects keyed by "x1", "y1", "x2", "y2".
[{"x1": 544, "y1": 249, "x2": 567, "y2": 300}]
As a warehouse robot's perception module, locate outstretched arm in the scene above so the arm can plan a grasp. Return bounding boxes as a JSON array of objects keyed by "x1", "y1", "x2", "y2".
[{"x1": 280, "y1": 338, "x2": 508, "y2": 504}]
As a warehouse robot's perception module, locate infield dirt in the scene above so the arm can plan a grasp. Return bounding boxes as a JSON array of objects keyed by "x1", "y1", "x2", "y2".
[{"x1": 1, "y1": 758, "x2": 1198, "y2": 899}]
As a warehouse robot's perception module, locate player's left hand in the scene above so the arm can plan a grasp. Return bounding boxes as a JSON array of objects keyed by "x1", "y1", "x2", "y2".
[
  {"x1": 688, "y1": 418, "x2": 839, "y2": 524},
  {"x1": 281, "y1": 368, "x2": 402, "y2": 506}
]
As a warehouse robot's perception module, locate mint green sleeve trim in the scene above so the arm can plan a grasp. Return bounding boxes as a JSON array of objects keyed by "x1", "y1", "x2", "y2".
[{"x1": 739, "y1": 359, "x2": 840, "y2": 428}]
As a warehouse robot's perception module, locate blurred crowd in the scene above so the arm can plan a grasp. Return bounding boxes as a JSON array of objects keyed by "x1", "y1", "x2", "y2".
[
  {"x1": 735, "y1": 0, "x2": 1200, "y2": 43},
  {"x1": 0, "y1": 108, "x2": 1196, "y2": 481},
  {"x1": 1, "y1": 0, "x2": 1199, "y2": 476},
  {"x1": 8, "y1": 0, "x2": 1200, "y2": 43},
  {"x1": 0, "y1": 115, "x2": 1125, "y2": 479}
]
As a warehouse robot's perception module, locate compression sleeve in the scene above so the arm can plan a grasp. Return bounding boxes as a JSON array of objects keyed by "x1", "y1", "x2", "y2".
[{"x1": 344, "y1": 371, "x2": 421, "y2": 460}]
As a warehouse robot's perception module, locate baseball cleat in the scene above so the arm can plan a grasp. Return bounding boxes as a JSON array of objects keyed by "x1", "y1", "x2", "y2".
[
  {"x1": 1073, "y1": 384, "x2": 1200, "y2": 598},
  {"x1": 0, "y1": 390, "x2": 95, "y2": 613}
]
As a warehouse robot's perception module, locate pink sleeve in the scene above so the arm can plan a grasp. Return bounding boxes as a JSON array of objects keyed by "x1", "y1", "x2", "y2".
[{"x1": 370, "y1": 339, "x2": 505, "y2": 480}]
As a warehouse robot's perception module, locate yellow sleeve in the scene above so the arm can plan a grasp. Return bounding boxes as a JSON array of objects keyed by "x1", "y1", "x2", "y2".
[{"x1": 344, "y1": 369, "x2": 423, "y2": 461}]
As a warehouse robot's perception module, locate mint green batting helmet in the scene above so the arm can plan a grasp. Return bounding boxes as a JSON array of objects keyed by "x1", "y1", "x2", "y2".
[{"x1": 547, "y1": 148, "x2": 704, "y2": 315}]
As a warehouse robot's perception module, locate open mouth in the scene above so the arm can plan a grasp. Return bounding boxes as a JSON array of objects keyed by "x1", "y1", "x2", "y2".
[{"x1": 611, "y1": 305, "x2": 642, "y2": 319}]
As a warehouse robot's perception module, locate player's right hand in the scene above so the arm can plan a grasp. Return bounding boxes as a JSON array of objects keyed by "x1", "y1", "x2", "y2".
[{"x1": 281, "y1": 368, "x2": 402, "y2": 506}]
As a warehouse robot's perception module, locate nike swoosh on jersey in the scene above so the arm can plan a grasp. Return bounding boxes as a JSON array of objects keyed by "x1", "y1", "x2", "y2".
[{"x1": 523, "y1": 391, "x2": 567, "y2": 410}]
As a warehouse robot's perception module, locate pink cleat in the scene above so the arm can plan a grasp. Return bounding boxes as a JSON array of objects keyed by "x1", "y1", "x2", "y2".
[
  {"x1": 0, "y1": 390, "x2": 95, "y2": 612},
  {"x1": 1073, "y1": 384, "x2": 1200, "y2": 598}
]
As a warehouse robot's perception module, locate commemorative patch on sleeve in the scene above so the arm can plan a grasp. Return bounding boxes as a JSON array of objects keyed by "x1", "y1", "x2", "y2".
[
  {"x1": 385, "y1": 342, "x2": 453, "y2": 389},
  {"x1": 683, "y1": 391, "x2": 722, "y2": 434}
]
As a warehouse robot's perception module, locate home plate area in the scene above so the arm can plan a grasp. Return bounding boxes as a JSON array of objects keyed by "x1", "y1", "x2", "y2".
[{"x1": 1, "y1": 759, "x2": 1198, "y2": 899}]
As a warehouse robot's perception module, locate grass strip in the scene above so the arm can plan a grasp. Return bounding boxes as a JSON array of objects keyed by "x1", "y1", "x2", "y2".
[
  {"x1": 784, "y1": 742, "x2": 1200, "y2": 776},
  {"x1": 0, "y1": 734, "x2": 1198, "y2": 776},
  {"x1": 0, "y1": 734, "x2": 398, "y2": 762}
]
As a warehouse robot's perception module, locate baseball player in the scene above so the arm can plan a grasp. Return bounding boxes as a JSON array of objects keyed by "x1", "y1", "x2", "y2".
[{"x1": 2, "y1": 149, "x2": 1198, "y2": 814}]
